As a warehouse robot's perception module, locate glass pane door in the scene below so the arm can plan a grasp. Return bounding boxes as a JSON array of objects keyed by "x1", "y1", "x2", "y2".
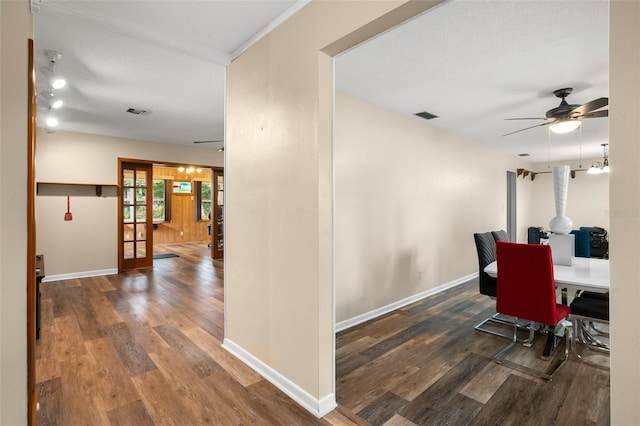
[{"x1": 120, "y1": 162, "x2": 153, "y2": 270}]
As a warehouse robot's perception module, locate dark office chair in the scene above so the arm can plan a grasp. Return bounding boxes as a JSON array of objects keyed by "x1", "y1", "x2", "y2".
[
  {"x1": 491, "y1": 229, "x2": 509, "y2": 242},
  {"x1": 580, "y1": 226, "x2": 609, "y2": 259},
  {"x1": 494, "y1": 241, "x2": 572, "y2": 380},
  {"x1": 474, "y1": 232, "x2": 497, "y2": 298},
  {"x1": 569, "y1": 231, "x2": 607, "y2": 301},
  {"x1": 570, "y1": 229, "x2": 591, "y2": 258},
  {"x1": 473, "y1": 232, "x2": 515, "y2": 338},
  {"x1": 570, "y1": 294, "x2": 610, "y2": 369}
]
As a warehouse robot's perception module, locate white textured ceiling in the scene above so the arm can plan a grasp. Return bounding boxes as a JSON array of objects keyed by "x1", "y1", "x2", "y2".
[
  {"x1": 34, "y1": 0, "x2": 305, "y2": 150},
  {"x1": 34, "y1": 0, "x2": 609, "y2": 162},
  {"x1": 335, "y1": 0, "x2": 609, "y2": 163}
]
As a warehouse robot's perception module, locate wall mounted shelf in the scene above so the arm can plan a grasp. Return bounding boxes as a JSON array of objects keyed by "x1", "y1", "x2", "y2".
[{"x1": 36, "y1": 182, "x2": 119, "y2": 197}]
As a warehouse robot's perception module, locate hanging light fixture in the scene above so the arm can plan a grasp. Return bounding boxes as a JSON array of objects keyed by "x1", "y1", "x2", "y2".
[
  {"x1": 588, "y1": 143, "x2": 610, "y2": 174},
  {"x1": 549, "y1": 118, "x2": 581, "y2": 134}
]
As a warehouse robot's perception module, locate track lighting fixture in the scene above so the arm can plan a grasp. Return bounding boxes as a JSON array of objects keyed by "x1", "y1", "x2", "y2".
[
  {"x1": 40, "y1": 88, "x2": 63, "y2": 109},
  {"x1": 40, "y1": 50, "x2": 67, "y2": 90},
  {"x1": 50, "y1": 98, "x2": 64, "y2": 109},
  {"x1": 40, "y1": 50, "x2": 68, "y2": 132}
]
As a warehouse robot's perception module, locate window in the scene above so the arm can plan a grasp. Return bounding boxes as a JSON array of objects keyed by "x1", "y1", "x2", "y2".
[
  {"x1": 152, "y1": 179, "x2": 170, "y2": 222},
  {"x1": 195, "y1": 181, "x2": 212, "y2": 220},
  {"x1": 123, "y1": 171, "x2": 149, "y2": 223}
]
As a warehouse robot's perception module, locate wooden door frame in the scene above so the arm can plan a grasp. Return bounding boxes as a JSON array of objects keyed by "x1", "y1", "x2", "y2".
[{"x1": 118, "y1": 161, "x2": 154, "y2": 271}]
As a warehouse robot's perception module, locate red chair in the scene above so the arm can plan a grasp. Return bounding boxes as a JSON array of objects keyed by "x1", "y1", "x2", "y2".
[{"x1": 494, "y1": 241, "x2": 572, "y2": 380}]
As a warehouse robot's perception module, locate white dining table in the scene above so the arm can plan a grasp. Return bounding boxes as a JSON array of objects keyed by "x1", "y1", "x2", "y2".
[{"x1": 484, "y1": 257, "x2": 609, "y2": 294}]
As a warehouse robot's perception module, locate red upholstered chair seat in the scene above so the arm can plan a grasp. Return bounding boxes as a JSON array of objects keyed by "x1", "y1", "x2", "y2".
[
  {"x1": 493, "y1": 241, "x2": 572, "y2": 380},
  {"x1": 496, "y1": 242, "x2": 570, "y2": 326}
]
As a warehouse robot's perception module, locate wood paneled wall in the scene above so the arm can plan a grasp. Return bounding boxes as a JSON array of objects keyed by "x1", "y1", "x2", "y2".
[{"x1": 153, "y1": 166, "x2": 212, "y2": 245}]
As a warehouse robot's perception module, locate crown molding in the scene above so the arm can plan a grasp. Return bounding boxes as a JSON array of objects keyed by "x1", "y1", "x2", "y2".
[{"x1": 231, "y1": 0, "x2": 312, "y2": 60}]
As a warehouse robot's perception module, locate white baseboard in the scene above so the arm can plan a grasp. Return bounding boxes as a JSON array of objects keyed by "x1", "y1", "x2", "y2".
[
  {"x1": 335, "y1": 273, "x2": 478, "y2": 333},
  {"x1": 222, "y1": 338, "x2": 337, "y2": 418},
  {"x1": 41, "y1": 268, "x2": 118, "y2": 283}
]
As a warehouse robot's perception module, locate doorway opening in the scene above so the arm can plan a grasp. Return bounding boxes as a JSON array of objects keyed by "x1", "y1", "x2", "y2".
[{"x1": 118, "y1": 159, "x2": 222, "y2": 272}]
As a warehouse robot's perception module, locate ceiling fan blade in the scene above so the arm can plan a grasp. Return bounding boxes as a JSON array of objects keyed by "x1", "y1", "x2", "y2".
[
  {"x1": 504, "y1": 117, "x2": 548, "y2": 121},
  {"x1": 193, "y1": 140, "x2": 224, "y2": 144},
  {"x1": 502, "y1": 121, "x2": 552, "y2": 136},
  {"x1": 571, "y1": 97, "x2": 608, "y2": 116},
  {"x1": 581, "y1": 110, "x2": 608, "y2": 119}
]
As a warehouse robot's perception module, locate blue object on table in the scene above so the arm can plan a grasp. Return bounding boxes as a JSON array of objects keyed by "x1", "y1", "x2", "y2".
[{"x1": 570, "y1": 229, "x2": 591, "y2": 258}]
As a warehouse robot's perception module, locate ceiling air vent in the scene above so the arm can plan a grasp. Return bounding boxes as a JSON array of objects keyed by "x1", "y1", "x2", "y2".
[
  {"x1": 518, "y1": 153, "x2": 530, "y2": 157},
  {"x1": 125, "y1": 107, "x2": 148, "y2": 116},
  {"x1": 414, "y1": 111, "x2": 439, "y2": 120}
]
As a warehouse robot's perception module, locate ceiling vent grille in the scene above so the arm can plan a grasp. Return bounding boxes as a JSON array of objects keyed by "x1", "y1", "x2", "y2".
[
  {"x1": 414, "y1": 111, "x2": 439, "y2": 120},
  {"x1": 125, "y1": 107, "x2": 148, "y2": 115}
]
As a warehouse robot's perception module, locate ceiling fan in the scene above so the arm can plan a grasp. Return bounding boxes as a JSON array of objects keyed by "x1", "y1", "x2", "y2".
[
  {"x1": 193, "y1": 140, "x2": 224, "y2": 152},
  {"x1": 503, "y1": 88, "x2": 608, "y2": 136},
  {"x1": 193, "y1": 140, "x2": 224, "y2": 144}
]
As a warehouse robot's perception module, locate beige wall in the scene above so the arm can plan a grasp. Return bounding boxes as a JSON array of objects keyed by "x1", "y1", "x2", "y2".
[
  {"x1": 226, "y1": 0, "x2": 441, "y2": 410},
  {"x1": 610, "y1": 1, "x2": 640, "y2": 423},
  {"x1": 0, "y1": 1, "x2": 31, "y2": 424},
  {"x1": 334, "y1": 92, "x2": 611, "y2": 324},
  {"x1": 36, "y1": 129, "x2": 223, "y2": 277},
  {"x1": 334, "y1": 92, "x2": 536, "y2": 322}
]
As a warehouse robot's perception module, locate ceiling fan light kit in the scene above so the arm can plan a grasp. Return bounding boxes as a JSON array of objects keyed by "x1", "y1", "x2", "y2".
[
  {"x1": 549, "y1": 119, "x2": 581, "y2": 134},
  {"x1": 503, "y1": 87, "x2": 608, "y2": 137}
]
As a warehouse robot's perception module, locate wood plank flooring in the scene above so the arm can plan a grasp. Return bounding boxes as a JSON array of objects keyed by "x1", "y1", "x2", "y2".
[
  {"x1": 36, "y1": 244, "x2": 346, "y2": 425},
  {"x1": 36, "y1": 243, "x2": 610, "y2": 425},
  {"x1": 336, "y1": 282, "x2": 610, "y2": 425}
]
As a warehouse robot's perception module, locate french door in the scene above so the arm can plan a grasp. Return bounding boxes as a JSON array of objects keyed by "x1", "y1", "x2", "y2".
[{"x1": 119, "y1": 161, "x2": 153, "y2": 270}]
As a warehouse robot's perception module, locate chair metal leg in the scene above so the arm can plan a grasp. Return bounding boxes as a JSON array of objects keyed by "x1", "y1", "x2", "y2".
[
  {"x1": 580, "y1": 322, "x2": 610, "y2": 351},
  {"x1": 475, "y1": 312, "x2": 532, "y2": 340},
  {"x1": 495, "y1": 319, "x2": 571, "y2": 381},
  {"x1": 571, "y1": 315, "x2": 610, "y2": 369},
  {"x1": 574, "y1": 316, "x2": 610, "y2": 350},
  {"x1": 522, "y1": 326, "x2": 536, "y2": 347},
  {"x1": 586, "y1": 321, "x2": 610, "y2": 338}
]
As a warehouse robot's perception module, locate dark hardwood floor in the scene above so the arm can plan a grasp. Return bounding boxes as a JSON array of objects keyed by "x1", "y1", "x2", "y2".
[
  {"x1": 36, "y1": 243, "x2": 609, "y2": 425},
  {"x1": 336, "y1": 282, "x2": 610, "y2": 426}
]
